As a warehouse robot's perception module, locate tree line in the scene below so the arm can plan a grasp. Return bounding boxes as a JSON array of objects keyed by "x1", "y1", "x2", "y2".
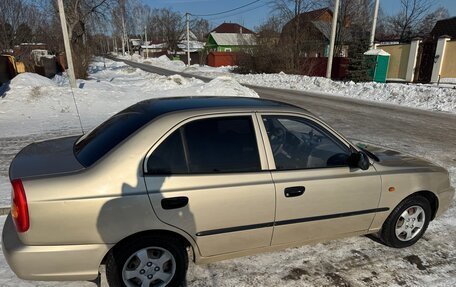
[
  {"x1": 0, "y1": 0, "x2": 209, "y2": 78},
  {"x1": 0, "y1": 0, "x2": 450, "y2": 79}
]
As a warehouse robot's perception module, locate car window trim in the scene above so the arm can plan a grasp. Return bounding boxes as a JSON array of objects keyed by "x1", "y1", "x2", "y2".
[
  {"x1": 143, "y1": 112, "x2": 269, "y2": 176},
  {"x1": 256, "y1": 112, "x2": 354, "y2": 171},
  {"x1": 179, "y1": 128, "x2": 191, "y2": 173}
]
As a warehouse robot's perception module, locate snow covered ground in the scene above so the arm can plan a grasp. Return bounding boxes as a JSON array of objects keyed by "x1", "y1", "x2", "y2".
[
  {"x1": 0, "y1": 57, "x2": 455, "y2": 286},
  {"x1": 121, "y1": 54, "x2": 456, "y2": 114}
]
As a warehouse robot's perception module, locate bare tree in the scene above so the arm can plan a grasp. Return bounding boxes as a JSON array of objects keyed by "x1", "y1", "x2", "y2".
[
  {"x1": 326, "y1": 0, "x2": 374, "y2": 55},
  {"x1": 190, "y1": 18, "x2": 210, "y2": 42},
  {"x1": 417, "y1": 6, "x2": 449, "y2": 37},
  {"x1": 388, "y1": 0, "x2": 435, "y2": 41},
  {"x1": 130, "y1": 2, "x2": 151, "y2": 38},
  {"x1": 374, "y1": 7, "x2": 390, "y2": 40},
  {"x1": 48, "y1": 0, "x2": 115, "y2": 77},
  {"x1": 0, "y1": 0, "x2": 114, "y2": 77},
  {"x1": 255, "y1": 15, "x2": 282, "y2": 40},
  {"x1": 0, "y1": 0, "x2": 31, "y2": 50},
  {"x1": 51, "y1": 0, "x2": 113, "y2": 44},
  {"x1": 111, "y1": 0, "x2": 129, "y2": 54},
  {"x1": 270, "y1": 0, "x2": 320, "y2": 70},
  {"x1": 147, "y1": 8, "x2": 185, "y2": 54},
  {"x1": 271, "y1": 0, "x2": 318, "y2": 23}
]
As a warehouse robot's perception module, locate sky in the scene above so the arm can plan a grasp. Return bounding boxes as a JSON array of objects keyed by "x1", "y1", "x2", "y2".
[{"x1": 145, "y1": 0, "x2": 456, "y2": 30}]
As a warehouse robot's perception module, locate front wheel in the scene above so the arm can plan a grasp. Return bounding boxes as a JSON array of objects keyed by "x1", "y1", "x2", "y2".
[
  {"x1": 106, "y1": 235, "x2": 188, "y2": 287},
  {"x1": 380, "y1": 196, "x2": 431, "y2": 248}
]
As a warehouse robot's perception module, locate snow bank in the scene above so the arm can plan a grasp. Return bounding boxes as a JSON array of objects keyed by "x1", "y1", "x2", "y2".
[
  {"x1": 440, "y1": 78, "x2": 456, "y2": 84},
  {"x1": 120, "y1": 54, "x2": 186, "y2": 71},
  {"x1": 10, "y1": 72, "x2": 56, "y2": 88},
  {"x1": 183, "y1": 64, "x2": 234, "y2": 75},
  {"x1": 196, "y1": 76, "x2": 258, "y2": 98},
  {"x1": 231, "y1": 73, "x2": 456, "y2": 114},
  {"x1": 121, "y1": 54, "x2": 456, "y2": 114}
]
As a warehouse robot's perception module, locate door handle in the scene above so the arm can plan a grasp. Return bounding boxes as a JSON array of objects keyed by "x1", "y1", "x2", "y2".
[
  {"x1": 161, "y1": 197, "x2": 189, "y2": 210},
  {"x1": 284, "y1": 186, "x2": 305, "y2": 198}
]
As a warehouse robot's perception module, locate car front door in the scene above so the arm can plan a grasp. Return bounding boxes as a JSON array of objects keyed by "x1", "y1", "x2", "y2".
[
  {"x1": 143, "y1": 114, "x2": 275, "y2": 257},
  {"x1": 258, "y1": 113, "x2": 383, "y2": 246}
]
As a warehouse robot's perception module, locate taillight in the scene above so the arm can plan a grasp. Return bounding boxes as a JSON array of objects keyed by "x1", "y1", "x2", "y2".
[{"x1": 11, "y1": 179, "x2": 29, "y2": 233}]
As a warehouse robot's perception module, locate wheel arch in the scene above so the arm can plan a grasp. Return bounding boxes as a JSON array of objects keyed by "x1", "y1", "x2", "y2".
[
  {"x1": 100, "y1": 229, "x2": 195, "y2": 265},
  {"x1": 407, "y1": 190, "x2": 439, "y2": 220},
  {"x1": 379, "y1": 190, "x2": 437, "y2": 248}
]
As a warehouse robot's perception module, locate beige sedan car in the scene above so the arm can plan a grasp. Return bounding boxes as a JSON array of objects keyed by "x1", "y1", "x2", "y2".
[{"x1": 3, "y1": 97, "x2": 454, "y2": 287}]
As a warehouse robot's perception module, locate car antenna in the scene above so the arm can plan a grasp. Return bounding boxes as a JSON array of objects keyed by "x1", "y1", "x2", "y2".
[{"x1": 69, "y1": 82, "x2": 85, "y2": 135}]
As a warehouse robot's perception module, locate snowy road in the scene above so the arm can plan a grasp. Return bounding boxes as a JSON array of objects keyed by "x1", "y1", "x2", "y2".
[
  {"x1": 255, "y1": 86, "x2": 456, "y2": 166},
  {"x1": 0, "y1": 59, "x2": 454, "y2": 286},
  {"x1": 114, "y1": 57, "x2": 456, "y2": 166}
]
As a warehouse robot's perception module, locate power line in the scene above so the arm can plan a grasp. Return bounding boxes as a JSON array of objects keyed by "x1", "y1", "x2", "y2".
[
  {"x1": 190, "y1": 0, "x2": 263, "y2": 17},
  {"x1": 204, "y1": 3, "x2": 267, "y2": 22}
]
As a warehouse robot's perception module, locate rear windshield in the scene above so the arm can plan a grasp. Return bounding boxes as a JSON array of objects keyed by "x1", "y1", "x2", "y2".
[{"x1": 74, "y1": 112, "x2": 149, "y2": 167}]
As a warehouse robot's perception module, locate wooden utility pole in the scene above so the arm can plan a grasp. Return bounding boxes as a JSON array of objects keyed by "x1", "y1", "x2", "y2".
[
  {"x1": 326, "y1": 0, "x2": 340, "y2": 79},
  {"x1": 57, "y1": 0, "x2": 76, "y2": 88}
]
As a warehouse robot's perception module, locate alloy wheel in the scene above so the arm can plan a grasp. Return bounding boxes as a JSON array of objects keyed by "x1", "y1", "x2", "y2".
[{"x1": 122, "y1": 246, "x2": 176, "y2": 287}]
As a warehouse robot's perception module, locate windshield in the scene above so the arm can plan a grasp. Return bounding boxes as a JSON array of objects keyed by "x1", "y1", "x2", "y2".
[{"x1": 74, "y1": 112, "x2": 149, "y2": 167}]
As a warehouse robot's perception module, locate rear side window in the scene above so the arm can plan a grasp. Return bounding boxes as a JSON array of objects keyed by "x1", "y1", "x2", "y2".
[
  {"x1": 74, "y1": 112, "x2": 148, "y2": 167},
  {"x1": 146, "y1": 116, "x2": 261, "y2": 174},
  {"x1": 147, "y1": 130, "x2": 189, "y2": 174}
]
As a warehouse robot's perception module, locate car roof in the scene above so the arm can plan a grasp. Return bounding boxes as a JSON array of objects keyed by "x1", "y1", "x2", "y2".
[
  {"x1": 74, "y1": 97, "x2": 310, "y2": 167},
  {"x1": 122, "y1": 96, "x2": 307, "y2": 119}
]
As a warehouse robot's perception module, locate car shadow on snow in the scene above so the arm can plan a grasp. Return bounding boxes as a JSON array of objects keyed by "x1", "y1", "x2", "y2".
[{"x1": 96, "y1": 160, "x2": 199, "y2": 286}]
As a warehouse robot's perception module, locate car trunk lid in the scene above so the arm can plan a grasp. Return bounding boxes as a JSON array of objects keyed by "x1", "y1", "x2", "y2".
[{"x1": 9, "y1": 135, "x2": 84, "y2": 180}]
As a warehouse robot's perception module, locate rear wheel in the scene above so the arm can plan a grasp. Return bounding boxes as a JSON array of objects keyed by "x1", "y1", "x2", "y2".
[
  {"x1": 106, "y1": 235, "x2": 188, "y2": 287},
  {"x1": 380, "y1": 196, "x2": 431, "y2": 248}
]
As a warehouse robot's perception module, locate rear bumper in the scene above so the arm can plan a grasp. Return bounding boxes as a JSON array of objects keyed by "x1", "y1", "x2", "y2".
[
  {"x1": 2, "y1": 214, "x2": 112, "y2": 281},
  {"x1": 436, "y1": 186, "x2": 455, "y2": 218}
]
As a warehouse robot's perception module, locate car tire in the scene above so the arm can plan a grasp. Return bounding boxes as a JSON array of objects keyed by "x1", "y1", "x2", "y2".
[
  {"x1": 106, "y1": 235, "x2": 188, "y2": 287},
  {"x1": 380, "y1": 195, "x2": 431, "y2": 248}
]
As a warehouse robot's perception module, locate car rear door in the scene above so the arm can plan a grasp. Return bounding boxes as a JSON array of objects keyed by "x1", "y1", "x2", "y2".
[
  {"x1": 143, "y1": 113, "x2": 275, "y2": 257},
  {"x1": 257, "y1": 113, "x2": 383, "y2": 246}
]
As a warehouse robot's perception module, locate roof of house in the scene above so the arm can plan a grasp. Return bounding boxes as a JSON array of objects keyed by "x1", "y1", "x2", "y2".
[
  {"x1": 281, "y1": 7, "x2": 334, "y2": 40},
  {"x1": 311, "y1": 21, "x2": 352, "y2": 41},
  {"x1": 364, "y1": 49, "x2": 390, "y2": 56},
  {"x1": 141, "y1": 43, "x2": 166, "y2": 49},
  {"x1": 177, "y1": 41, "x2": 205, "y2": 52},
  {"x1": 431, "y1": 17, "x2": 456, "y2": 39},
  {"x1": 211, "y1": 23, "x2": 254, "y2": 34},
  {"x1": 209, "y1": 32, "x2": 256, "y2": 46},
  {"x1": 179, "y1": 31, "x2": 199, "y2": 41},
  {"x1": 299, "y1": 7, "x2": 333, "y2": 21}
]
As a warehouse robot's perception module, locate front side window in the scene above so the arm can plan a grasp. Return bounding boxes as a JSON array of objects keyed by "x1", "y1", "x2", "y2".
[
  {"x1": 146, "y1": 116, "x2": 261, "y2": 174},
  {"x1": 263, "y1": 116, "x2": 350, "y2": 170}
]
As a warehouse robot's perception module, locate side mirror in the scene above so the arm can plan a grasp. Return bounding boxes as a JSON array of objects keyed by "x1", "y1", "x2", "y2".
[{"x1": 348, "y1": 151, "x2": 370, "y2": 170}]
